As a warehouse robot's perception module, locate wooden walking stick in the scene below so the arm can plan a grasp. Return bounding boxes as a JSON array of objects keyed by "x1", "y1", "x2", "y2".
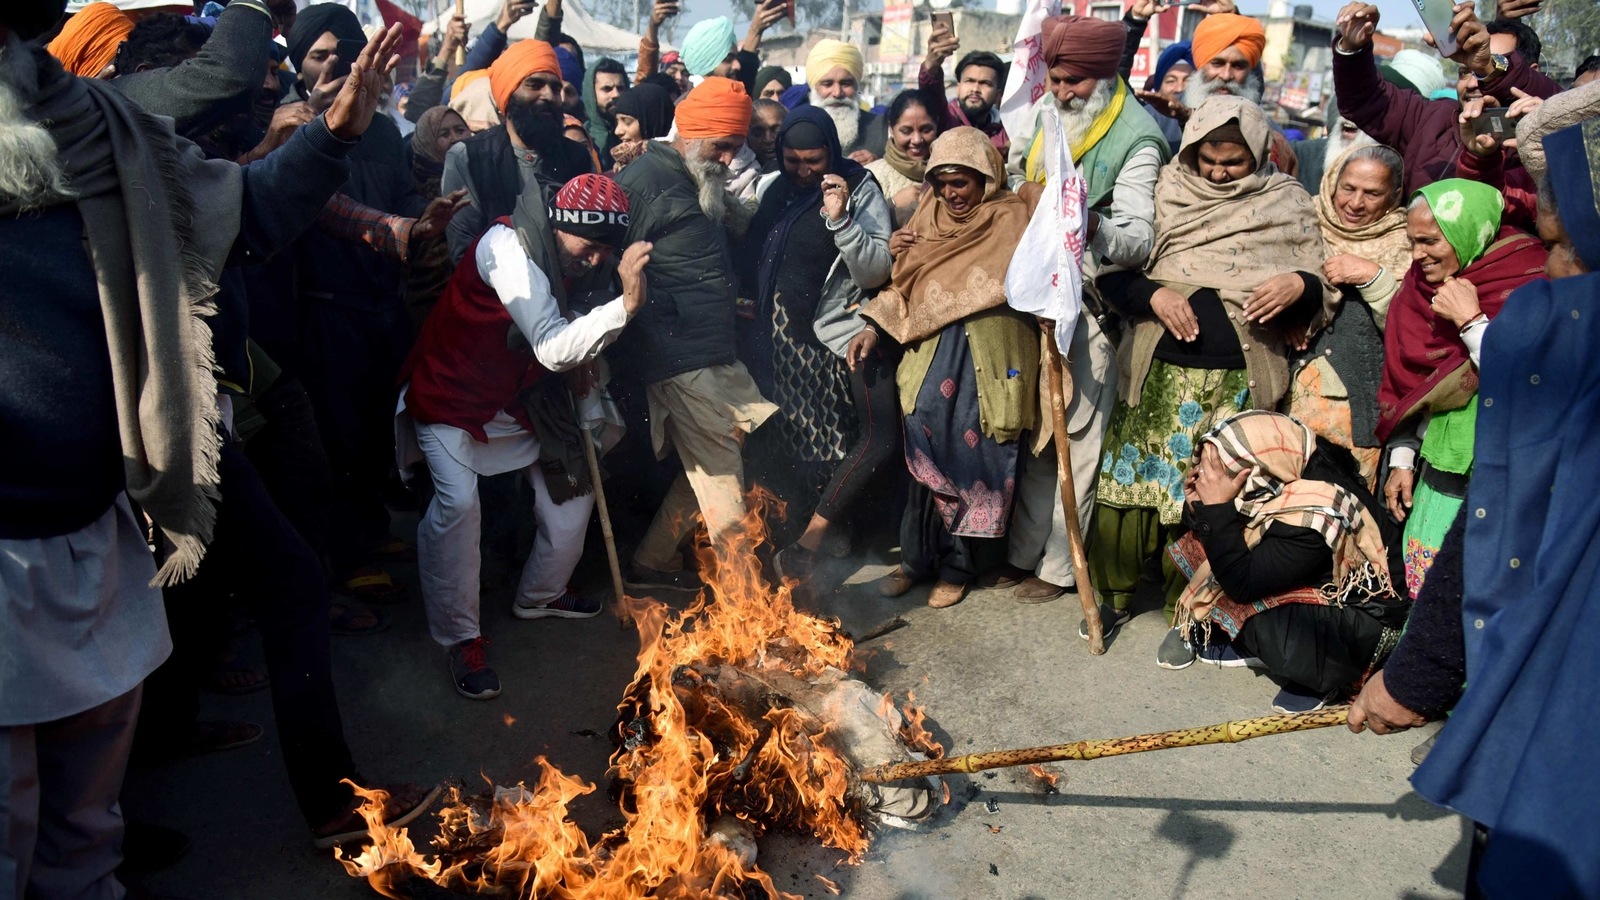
[
  {"x1": 580, "y1": 422, "x2": 628, "y2": 608},
  {"x1": 1044, "y1": 324, "x2": 1103, "y2": 655},
  {"x1": 453, "y1": 0, "x2": 466, "y2": 67},
  {"x1": 860, "y1": 706, "x2": 1351, "y2": 783}
]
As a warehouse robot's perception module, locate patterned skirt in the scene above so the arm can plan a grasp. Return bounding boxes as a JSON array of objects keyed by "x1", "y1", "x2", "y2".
[
  {"x1": 1402, "y1": 466, "x2": 1468, "y2": 599},
  {"x1": 1287, "y1": 358, "x2": 1381, "y2": 491},
  {"x1": 903, "y1": 323, "x2": 1019, "y2": 539},
  {"x1": 1097, "y1": 359, "x2": 1250, "y2": 525}
]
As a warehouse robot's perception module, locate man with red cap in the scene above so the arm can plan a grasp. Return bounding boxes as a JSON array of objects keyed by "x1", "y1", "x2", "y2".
[
  {"x1": 997, "y1": 14, "x2": 1171, "y2": 607},
  {"x1": 399, "y1": 174, "x2": 652, "y2": 700},
  {"x1": 612, "y1": 78, "x2": 779, "y2": 591},
  {"x1": 442, "y1": 37, "x2": 598, "y2": 263}
]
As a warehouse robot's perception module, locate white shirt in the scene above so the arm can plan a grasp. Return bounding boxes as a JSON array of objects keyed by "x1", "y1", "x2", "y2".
[{"x1": 474, "y1": 223, "x2": 630, "y2": 373}]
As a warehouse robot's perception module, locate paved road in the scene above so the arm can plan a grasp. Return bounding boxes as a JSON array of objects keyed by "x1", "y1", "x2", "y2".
[{"x1": 127, "y1": 527, "x2": 1467, "y2": 899}]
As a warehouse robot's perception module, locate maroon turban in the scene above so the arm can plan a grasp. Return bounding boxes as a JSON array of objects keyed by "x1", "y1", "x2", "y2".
[{"x1": 1040, "y1": 14, "x2": 1126, "y2": 81}]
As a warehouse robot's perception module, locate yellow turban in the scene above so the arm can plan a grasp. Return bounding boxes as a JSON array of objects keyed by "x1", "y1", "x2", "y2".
[
  {"x1": 1192, "y1": 13, "x2": 1267, "y2": 71},
  {"x1": 47, "y1": 2, "x2": 134, "y2": 78},
  {"x1": 805, "y1": 39, "x2": 864, "y2": 90}
]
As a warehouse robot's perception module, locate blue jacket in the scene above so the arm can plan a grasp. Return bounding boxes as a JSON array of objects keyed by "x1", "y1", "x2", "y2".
[{"x1": 1412, "y1": 272, "x2": 1600, "y2": 898}]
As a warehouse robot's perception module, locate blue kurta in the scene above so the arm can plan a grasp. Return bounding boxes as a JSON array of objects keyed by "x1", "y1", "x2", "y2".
[{"x1": 1411, "y1": 273, "x2": 1600, "y2": 897}]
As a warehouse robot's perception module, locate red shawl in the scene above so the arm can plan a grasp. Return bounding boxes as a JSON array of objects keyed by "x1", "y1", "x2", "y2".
[{"x1": 1375, "y1": 227, "x2": 1547, "y2": 443}]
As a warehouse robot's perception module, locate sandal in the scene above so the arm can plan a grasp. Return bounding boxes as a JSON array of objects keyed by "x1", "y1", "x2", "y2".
[
  {"x1": 330, "y1": 601, "x2": 389, "y2": 636},
  {"x1": 341, "y1": 567, "x2": 408, "y2": 604},
  {"x1": 206, "y1": 648, "x2": 269, "y2": 696}
]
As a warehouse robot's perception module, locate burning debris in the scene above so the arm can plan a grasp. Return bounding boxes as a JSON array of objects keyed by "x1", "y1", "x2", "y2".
[
  {"x1": 1027, "y1": 765, "x2": 1062, "y2": 796},
  {"x1": 337, "y1": 495, "x2": 941, "y2": 898}
]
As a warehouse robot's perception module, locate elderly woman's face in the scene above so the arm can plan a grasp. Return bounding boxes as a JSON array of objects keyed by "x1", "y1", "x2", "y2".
[
  {"x1": 1333, "y1": 157, "x2": 1398, "y2": 228},
  {"x1": 930, "y1": 166, "x2": 984, "y2": 215},
  {"x1": 1407, "y1": 205, "x2": 1461, "y2": 284},
  {"x1": 1195, "y1": 140, "x2": 1254, "y2": 185},
  {"x1": 434, "y1": 111, "x2": 471, "y2": 158}
]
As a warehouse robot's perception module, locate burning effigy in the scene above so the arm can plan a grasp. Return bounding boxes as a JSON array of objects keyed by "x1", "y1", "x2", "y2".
[{"x1": 336, "y1": 497, "x2": 942, "y2": 898}]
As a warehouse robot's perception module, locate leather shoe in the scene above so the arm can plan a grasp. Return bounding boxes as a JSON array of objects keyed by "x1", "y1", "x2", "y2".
[
  {"x1": 927, "y1": 580, "x2": 968, "y2": 608},
  {"x1": 974, "y1": 564, "x2": 1030, "y2": 588},
  {"x1": 877, "y1": 567, "x2": 919, "y2": 597},
  {"x1": 1013, "y1": 576, "x2": 1068, "y2": 603}
]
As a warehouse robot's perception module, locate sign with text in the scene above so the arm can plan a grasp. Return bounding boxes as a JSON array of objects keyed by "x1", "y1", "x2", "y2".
[{"x1": 880, "y1": 3, "x2": 915, "y2": 66}]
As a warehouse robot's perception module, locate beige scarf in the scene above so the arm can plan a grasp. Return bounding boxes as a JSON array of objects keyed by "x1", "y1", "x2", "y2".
[
  {"x1": 3, "y1": 46, "x2": 241, "y2": 584},
  {"x1": 1314, "y1": 146, "x2": 1412, "y2": 304},
  {"x1": 861, "y1": 127, "x2": 1032, "y2": 344}
]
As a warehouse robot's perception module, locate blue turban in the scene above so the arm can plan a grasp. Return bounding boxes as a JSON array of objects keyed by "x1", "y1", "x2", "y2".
[
  {"x1": 681, "y1": 16, "x2": 736, "y2": 77},
  {"x1": 1545, "y1": 119, "x2": 1600, "y2": 271},
  {"x1": 778, "y1": 83, "x2": 809, "y2": 110},
  {"x1": 555, "y1": 46, "x2": 584, "y2": 87},
  {"x1": 1148, "y1": 40, "x2": 1192, "y2": 92}
]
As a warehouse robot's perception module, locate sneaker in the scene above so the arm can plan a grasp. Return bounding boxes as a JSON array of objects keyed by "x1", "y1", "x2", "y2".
[
  {"x1": 1156, "y1": 627, "x2": 1197, "y2": 670},
  {"x1": 772, "y1": 544, "x2": 816, "y2": 583},
  {"x1": 448, "y1": 637, "x2": 500, "y2": 700},
  {"x1": 514, "y1": 589, "x2": 602, "y2": 620},
  {"x1": 1196, "y1": 635, "x2": 1266, "y2": 668},
  {"x1": 1078, "y1": 604, "x2": 1132, "y2": 640},
  {"x1": 1271, "y1": 682, "x2": 1336, "y2": 714},
  {"x1": 625, "y1": 564, "x2": 703, "y2": 593}
]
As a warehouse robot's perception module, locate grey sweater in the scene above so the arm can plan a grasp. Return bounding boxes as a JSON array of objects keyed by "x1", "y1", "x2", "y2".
[{"x1": 114, "y1": 0, "x2": 274, "y2": 140}]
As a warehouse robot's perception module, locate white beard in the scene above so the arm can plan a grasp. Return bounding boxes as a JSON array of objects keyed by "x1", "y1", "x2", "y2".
[
  {"x1": 0, "y1": 35, "x2": 75, "y2": 212},
  {"x1": 684, "y1": 149, "x2": 733, "y2": 223},
  {"x1": 1322, "y1": 120, "x2": 1374, "y2": 173},
  {"x1": 1182, "y1": 70, "x2": 1266, "y2": 110},
  {"x1": 810, "y1": 90, "x2": 861, "y2": 150},
  {"x1": 1055, "y1": 80, "x2": 1116, "y2": 149}
]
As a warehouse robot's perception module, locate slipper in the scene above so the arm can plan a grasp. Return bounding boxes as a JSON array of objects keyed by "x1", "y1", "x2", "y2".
[
  {"x1": 330, "y1": 601, "x2": 389, "y2": 636},
  {"x1": 190, "y1": 720, "x2": 264, "y2": 755},
  {"x1": 341, "y1": 567, "x2": 408, "y2": 604}
]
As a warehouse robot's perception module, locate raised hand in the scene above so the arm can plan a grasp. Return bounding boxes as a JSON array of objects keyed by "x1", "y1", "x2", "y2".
[
  {"x1": 1127, "y1": 0, "x2": 1171, "y2": 21},
  {"x1": 619, "y1": 241, "x2": 654, "y2": 315},
  {"x1": 1334, "y1": 2, "x2": 1379, "y2": 53},
  {"x1": 820, "y1": 174, "x2": 850, "y2": 223},
  {"x1": 325, "y1": 23, "x2": 404, "y2": 141},
  {"x1": 650, "y1": 0, "x2": 678, "y2": 28},
  {"x1": 497, "y1": 0, "x2": 536, "y2": 33},
  {"x1": 410, "y1": 190, "x2": 471, "y2": 242},
  {"x1": 242, "y1": 101, "x2": 315, "y2": 162}
]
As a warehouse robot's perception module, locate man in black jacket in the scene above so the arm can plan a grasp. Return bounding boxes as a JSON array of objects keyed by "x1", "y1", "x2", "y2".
[
  {"x1": 441, "y1": 35, "x2": 595, "y2": 263},
  {"x1": 614, "y1": 78, "x2": 777, "y2": 590}
]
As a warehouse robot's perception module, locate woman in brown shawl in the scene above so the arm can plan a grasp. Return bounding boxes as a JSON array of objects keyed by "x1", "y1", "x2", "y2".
[
  {"x1": 1285, "y1": 144, "x2": 1412, "y2": 489},
  {"x1": 1091, "y1": 95, "x2": 1340, "y2": 666},
  {"x1": 851, "y1": 127, "x2": 1038, "y2": 609}
]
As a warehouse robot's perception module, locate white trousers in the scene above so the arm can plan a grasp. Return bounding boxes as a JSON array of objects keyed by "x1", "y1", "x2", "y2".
[{"x1": 415, "y1": 425, "x2": 594, "y2": 646}]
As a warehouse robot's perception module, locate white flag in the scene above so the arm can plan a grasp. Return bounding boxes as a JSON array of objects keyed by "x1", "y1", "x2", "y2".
[
  {"x1": 1005, "y1": 107, "x2": 1088, "y2": 358},
  {"x1": 997, "y1": 0, "x2": 1061, "y2": 148}
]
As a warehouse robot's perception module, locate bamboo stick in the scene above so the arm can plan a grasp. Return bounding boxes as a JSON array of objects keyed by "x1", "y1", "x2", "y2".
[
  {"x1": 1044, "y1": 327, "x2": 1103, "y2": 655},
  {"x1": 580, "y1": 423, "x2": 627, "y2": 608},
  {"x1": 859, "y1": 706, "x2": 1351, "y2": 783},
  {"x1": 453, "y1": 0, "x2": 466, "y2": 67}
]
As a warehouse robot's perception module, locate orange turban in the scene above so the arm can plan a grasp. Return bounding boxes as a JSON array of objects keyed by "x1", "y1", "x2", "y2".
[
  {"x1": 450, "y1": 67, "x2": 489, "y2": 103},
  {"x1": 1192, "y1": 13, "x2": 1267, "y2": 70},
  {"x1": 47, "y1": 2, "x2": 134, "y2": 78},
  {"x1": 488, "y1": 39, "x2": 561, "y2": 113},
  {"x1": 674, "y1": 77, "x2": 752, "y2": 140}
]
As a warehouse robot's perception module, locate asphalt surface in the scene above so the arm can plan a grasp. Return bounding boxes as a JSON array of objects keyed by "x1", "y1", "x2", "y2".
[{"x1": 125, "y1": 516, "x2": 1468, "y2": 900}]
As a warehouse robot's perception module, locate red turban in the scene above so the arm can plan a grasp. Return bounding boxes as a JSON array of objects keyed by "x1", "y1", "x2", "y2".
[
  {"x1": 488, "y1": 39, "x2": 561, "y2": 113},
  {"x1": 1192, "y1": 14, "x2": 1268, "y2": 70},
  {"x1": 47, "y1": 2, "x2": 134, "y2": 78},
  {"x1": 1040, "y1": 14, "x2": 1126, "y2": 81},
  {"x1": 675, "y1": 77, "x2": 752, "y2": 140}
]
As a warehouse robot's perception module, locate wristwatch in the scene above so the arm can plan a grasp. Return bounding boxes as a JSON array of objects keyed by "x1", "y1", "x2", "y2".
[{"x1": 1485, "y1": 53, "x2": 1509, "y2": 80}]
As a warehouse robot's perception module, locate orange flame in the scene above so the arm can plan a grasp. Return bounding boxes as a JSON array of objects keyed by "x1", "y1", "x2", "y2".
[
  {"x1": 898, "y1": 690, "x2": 945, "y2": 760},
  {"x1": 1027, "y1": 764, "x2": 1061, "y2": 790},
  {"x1": 336, "y1": 490, "x2": 897, "y2": 898},
  {"x1": 816, "y1": 873, "x2": 842, "y2": 894}
]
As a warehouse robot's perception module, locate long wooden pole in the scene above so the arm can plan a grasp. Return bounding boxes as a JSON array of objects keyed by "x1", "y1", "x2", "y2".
[
  {"x1": 859, "y1": 706, "x2": 1351, "y2": 783},
  {"x1": 1044, "y1": 326, "x2": 1103, "y2": 654}
]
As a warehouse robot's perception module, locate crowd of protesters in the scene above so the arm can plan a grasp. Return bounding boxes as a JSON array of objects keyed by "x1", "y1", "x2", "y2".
[{"x1": 2, "y1": 0, "x2": 1598, "y2": 894}]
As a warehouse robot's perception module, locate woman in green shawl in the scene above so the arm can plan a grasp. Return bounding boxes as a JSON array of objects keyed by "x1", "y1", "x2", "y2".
[{"x1": 1376, "y1": 178, "x2": 1547, "y2": 598}]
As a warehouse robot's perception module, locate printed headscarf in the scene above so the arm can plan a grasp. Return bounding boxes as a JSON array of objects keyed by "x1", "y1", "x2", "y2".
[{"x1": 1413, "y1": 177, "x2": 1504, "y2": 270}]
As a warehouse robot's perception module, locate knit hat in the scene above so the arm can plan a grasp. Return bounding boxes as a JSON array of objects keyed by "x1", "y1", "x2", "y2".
[
  {"x1": 549, "y1": 174, "x2": 631, "y2": 246},
  {"x1": 681, "y1": 16, "x2": 736, "y2": 77}
]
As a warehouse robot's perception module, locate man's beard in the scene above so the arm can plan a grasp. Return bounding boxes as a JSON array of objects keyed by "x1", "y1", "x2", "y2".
[
  {"x1": 810, "y1": 90, "x2": 860, "y2": 150},
  {"x1": 1322, "y1": 120, "x2": 1374, "y2": 174},
  {"x1": 0, "y1": 35, "x2": 74, "y2": 212},
  {"x1": 506, "y1": 96, "x2": 564, "y2": 150},
  {"x1": 959, "y1": 93, "x2": 992, "y2": 121},
  {"x1": 1054, "y1": 80, "x2": 1116, "y2": 149},
  {"x1": 683, "y1": 146, "x2": 733, "y2": 223},
  {"x1": 1182, "y1": 69, "x2": 1265, "y2": 109}
]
